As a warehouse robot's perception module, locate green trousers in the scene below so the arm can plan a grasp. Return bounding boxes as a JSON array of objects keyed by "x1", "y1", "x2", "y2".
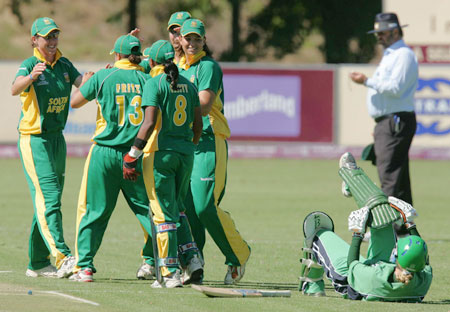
[
  {"x1": 143, "y1": 150, "x2": 198, "y2": 276},
  {"x1": 74, "y1": 144, "x2": 153, "y2": 272},
  {"x1": 184, "y1": 134, "x2": 251, "y2": 267},
  {"x1": 18, "y1": 132, "x2": 71, "y2": 270}
]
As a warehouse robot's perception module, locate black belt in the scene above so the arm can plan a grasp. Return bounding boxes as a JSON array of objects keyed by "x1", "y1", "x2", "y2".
[{"x1": 374, "y1": 111, "x2": 415, "y2": 123}]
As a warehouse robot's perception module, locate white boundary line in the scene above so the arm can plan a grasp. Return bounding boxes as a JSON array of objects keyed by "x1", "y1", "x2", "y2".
[
  {"x1": 40, "y1": 291, "x2": 100, "y2": 306},
  {"x1": 0, "y1": 271, "x2": 13, "y2": 273}
]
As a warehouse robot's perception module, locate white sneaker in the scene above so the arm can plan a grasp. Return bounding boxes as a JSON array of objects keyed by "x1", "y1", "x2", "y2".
[
  {"x1": 26, "y1": 264, "x2": 57, "y2": 278},
  {"x1": 339, "y1": 152, "x2": 358, "y2": 170},
  {"x1": 224, "y1": 264, "x2": 245, "y2": 285},
  {"x1": 69, "y1": 268, "x2": 93, "y2": 282},
  {"x1": 151, "y1": 270, "x2": 182, "y2": 288},
  {"x1": 136, "y1": 262, "x2": 156, "y2": 280},
  {"x1": 57, "y1": 256, "x2": 76, "y2": 278},
  {"x1": 181, "y1": 255, "x2": 204, "y2": 285}
]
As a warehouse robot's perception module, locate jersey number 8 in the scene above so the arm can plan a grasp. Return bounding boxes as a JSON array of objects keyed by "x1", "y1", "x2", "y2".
[{"x1": 173, "y1": 95, "x2": 187, "y2": 126}]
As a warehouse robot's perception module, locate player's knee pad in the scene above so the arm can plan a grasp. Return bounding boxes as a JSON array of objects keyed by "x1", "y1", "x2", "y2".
[{"x1": 303, "y1": 211, "x2": 334, "y2": 248}]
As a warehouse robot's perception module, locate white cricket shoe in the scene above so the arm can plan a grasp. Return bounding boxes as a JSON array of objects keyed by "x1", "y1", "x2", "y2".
[
  {"x1": 26, "y1": 264, "x2": 58, "y2": 278},
  {"x1": 224, "y1": 264, "x2": 245, "y2": 285},
  {"x1": 57, "y1": 255, "x2": 76, "y2": 278},
  {"x1": 339, "y1": 152, "x2": 358, "y2": 170},
  {"x1": 151, "y1": 270, "x2": 182, "y2": 288},
  {"x1": 339, "y1": 152, "x2": 358, "y2": 197},
  {"x1": 181, "y1": 254, "x2": 204, "y2": 285},
  {"x1": 136, "y1": 262, "x2": 156, "y2": 280},
  {"x1": 69, "y1": 268, "x2": 93, "y2": 282}
]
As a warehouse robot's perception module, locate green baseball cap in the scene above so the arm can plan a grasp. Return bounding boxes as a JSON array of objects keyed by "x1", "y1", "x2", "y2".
[
  {"x1": 180, "y1": 18, "x2": 205, "y2": 37},
  {"x1": 167, "y1": 11, "x2": 191, "y2": 30},
  {"x1": 31, "y1": 17, "x2": 60, "y2": 37},
  {"x1": 397, "y1": 235, "x2": 428, "y2": 273},
  {"x1": 148, "y1": 40, "x2": 174, "y2": 64},
  {"x1": 110, "y1": 35, "x2": 142, "y2": 56}
]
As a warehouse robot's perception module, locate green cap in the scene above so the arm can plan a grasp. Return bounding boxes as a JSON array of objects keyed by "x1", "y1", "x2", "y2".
[
  {"x1": 148, "y1": 40, "x2": 174, "y2": 64},
  {"x1": 167, "y1": 11, "x2": 191, "y2": 30},
  {"x1": 180, "y1": 18, "x2": 205, "y2": 37},
  {"x1": 110, "y1": 35, "x2": 142, "y2": 56},
  {"x1": 31, "y1": 17, "x2": 60, "y2": 37},
  {"x1": 397, "y1": 235, "x2": 428, "y2": 273}
]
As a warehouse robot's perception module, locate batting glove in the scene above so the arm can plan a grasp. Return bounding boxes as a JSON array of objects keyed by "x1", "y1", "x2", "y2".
[
  {"x1": 123, "y1": 153, "x2": 140, "y2": 181},
  {"x1": 348, "y1": 206, "x2": 370, "y2": 234},
  {"x1": 388, "y1": 196, "x2": 418, "y2": 224}
]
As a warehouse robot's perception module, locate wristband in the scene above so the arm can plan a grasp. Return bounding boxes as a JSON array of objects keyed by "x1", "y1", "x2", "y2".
[
  {"x1": 133, "y1": 137, "x2": 147, "y2": 150},
  {"x1": 29, "y1": 74, "x2": 34, "y2": 81},
  {"x1": 128, "y1": 147, "x2": 143, "y2": 159},
  {"x1": 352, "y1": 232, "x2": 364, "y2": 239}
]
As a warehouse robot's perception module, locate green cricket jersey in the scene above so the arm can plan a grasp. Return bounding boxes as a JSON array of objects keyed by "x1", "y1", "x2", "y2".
[
  {"x1": 348, "y1": 261, "x2": 433, "y2": 301},
  {"x1": 179, "y1": 51, "x2": 230, "y2": 138},
  {"x1": 142, "y1": 65, "x2": 200, "y2": 155},
  {"x1": 80, "y1": 59, "x2": 150, "y2": 147},
  {"x1": 14, "y1": 48, "x2": 81, "y2": 134}
]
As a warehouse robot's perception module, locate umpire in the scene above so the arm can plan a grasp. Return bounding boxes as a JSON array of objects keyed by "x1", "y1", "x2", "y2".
[{"x1": 350, "y1": 12, "x2": 418, "y2": 205}]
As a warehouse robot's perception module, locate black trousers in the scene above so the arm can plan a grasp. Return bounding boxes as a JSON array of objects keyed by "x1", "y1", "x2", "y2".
[{"x1": 374, "y1": 112, "x2": 416, "y2": 205}]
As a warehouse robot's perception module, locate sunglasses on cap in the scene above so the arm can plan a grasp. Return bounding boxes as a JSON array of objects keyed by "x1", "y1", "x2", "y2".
[{"x1": 39, "y1": 31, "x2": 60, "y2": 40}]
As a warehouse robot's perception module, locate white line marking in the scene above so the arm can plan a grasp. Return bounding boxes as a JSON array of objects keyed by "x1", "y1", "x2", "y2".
[
  {"x1": 40, "y1": 291, "x2": 100, "y2": 306},
  {"x1": 0, "y1": 271, "x2": 13, "y2": 273}
]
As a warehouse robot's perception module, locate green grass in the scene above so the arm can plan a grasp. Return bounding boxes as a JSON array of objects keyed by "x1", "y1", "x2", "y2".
[{"x1": 0, "y1": 157, "x2": 449, "y2": 311}]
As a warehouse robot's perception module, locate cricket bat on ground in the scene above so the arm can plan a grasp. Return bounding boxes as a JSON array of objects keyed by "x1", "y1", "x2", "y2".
[{"x1": 191, "y1": 284, "x2": 291, "y2": 298}]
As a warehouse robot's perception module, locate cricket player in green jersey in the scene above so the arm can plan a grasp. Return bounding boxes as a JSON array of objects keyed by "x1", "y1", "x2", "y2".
[
  {"x1": 123, "y1": 40, "x2": 203, "y2": 288},
  {"x1": 11, "y1": 17, "x2": 82, "y2": 278},
  {"x1": 178, "y1": 19, "x2": 251, "y2": 285},
  {"x1": 69, "y1": 35, "x2": 155, "y2": 282},
  {"x1": 139, "y1": 47, "x2": 151, "y2": 74},
  {"x1": 299, "y1": 153, "x2": 432, "y2": 302},
  {"x1": 167, "y1": 11, "x2": 191, "y2": 64}
]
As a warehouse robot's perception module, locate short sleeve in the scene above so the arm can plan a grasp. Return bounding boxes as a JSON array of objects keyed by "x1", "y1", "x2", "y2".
[
  {"x1": 142, "y1": 76, "x2": 160, "y2": 108},
  {"x1": 79, "y1": 73, "x2": 99, "y2": 102},
  {"x1": 197, "y1": 60, "x2": 222, "y2": 94}
]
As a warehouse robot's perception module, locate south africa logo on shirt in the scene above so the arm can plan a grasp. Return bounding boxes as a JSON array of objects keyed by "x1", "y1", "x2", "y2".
[
  {"x1": 190, "y1": 75, "x2": 195, "y2": 83},
  {"x1": 64, "y1": 72, "x2": 70, "y2": 83}
]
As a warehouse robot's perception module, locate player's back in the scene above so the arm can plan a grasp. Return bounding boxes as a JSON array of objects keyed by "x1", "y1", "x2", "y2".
[{"x1": 89, "y1": 66, "x2": 150, "y2": 148}]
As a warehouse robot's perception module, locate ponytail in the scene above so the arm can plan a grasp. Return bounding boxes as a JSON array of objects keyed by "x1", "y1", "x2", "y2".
[{"x1": 164, "y1": 61, "x2": 179, "y2": 91}]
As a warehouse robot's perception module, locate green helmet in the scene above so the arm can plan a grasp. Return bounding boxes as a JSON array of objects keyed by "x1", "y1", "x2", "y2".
[{"x1": 397, "y1": 235, "x2": 428, "y2": 272}]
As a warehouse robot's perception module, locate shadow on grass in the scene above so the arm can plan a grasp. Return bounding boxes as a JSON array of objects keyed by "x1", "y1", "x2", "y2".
[{"x1": 421, "y1": 299, "x2": 450, "y2": 305}]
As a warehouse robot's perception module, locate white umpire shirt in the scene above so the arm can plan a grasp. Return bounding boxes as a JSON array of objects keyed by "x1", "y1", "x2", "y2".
[{"x1": 364, "y1": 39, "x2": 418, "y2": 119}]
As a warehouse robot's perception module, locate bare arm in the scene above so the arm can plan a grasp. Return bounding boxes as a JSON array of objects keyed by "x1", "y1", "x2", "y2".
[
  {"x1": 70, "y1": 71, "x2": 95, "y2": 109},
  {"x1": 198, "y1": 89, "x2": 216, "y2": 116},
  {"x1": 192, "y1": 106, "x2": 203, "y2": 144},
  {"x1": 11, "y1": 62, "x2": 46, "y2": 96}
]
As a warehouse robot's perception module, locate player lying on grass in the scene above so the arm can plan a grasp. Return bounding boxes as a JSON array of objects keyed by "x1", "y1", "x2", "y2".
[{"x1": 299, "y1": 152, "x2": 432, "y2": 302}]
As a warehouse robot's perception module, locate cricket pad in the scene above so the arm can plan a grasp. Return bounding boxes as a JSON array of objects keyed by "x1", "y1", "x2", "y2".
[{"x1": 339, "y1": 167, "x2": 400, "y2": 228}]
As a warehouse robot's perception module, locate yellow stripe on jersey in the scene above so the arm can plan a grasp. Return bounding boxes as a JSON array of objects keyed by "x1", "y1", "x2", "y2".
[
  {"x1": 91, "y1": 100, "x2": 107, "y2": 142},
  {"x1": 214, "y1": 137, "x2": 250, "y2": 265},
  {"x1": 142, "y1": 152, "x2": 170, "y2": 276},
  {"x1": 209, "y1": 88, "x2": 231, "y2": 138},
  {"x1": 18, "y1": 85, "x2": 42, "y2": 134},
  {"x1": 19, "y1": 134, "x2": 65, "y2": 262},
  {"x1": 143, "y1": 112, "x2": 162, "y2": 154},
  {"x1": 73, "y1": 144, "x2": 95, "y2": 272}
]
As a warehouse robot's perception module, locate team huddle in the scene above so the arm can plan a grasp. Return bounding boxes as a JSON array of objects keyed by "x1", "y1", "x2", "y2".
[{"x1": 12, "y1": 12, "x2": 250, "y2": 288}]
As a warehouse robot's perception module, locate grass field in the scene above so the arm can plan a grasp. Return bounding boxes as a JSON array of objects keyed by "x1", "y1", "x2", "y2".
[{"x1": 0, "y1": 157, "x2": 449, "y2": 311}]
